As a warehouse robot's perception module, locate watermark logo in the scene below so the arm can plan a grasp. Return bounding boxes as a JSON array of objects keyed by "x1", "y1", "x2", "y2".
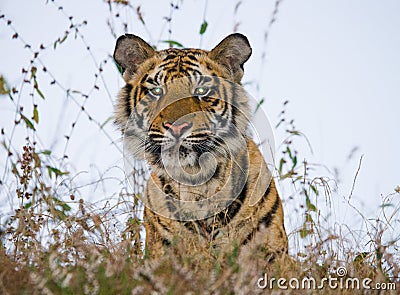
[{"x1": 257, "y1": 267, "x2": 396, "y2": 290}]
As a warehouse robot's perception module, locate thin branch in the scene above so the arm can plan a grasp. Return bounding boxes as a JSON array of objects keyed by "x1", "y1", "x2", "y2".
[{"x1": 349, "y1": 154, "x2": 364, "y2": 201}]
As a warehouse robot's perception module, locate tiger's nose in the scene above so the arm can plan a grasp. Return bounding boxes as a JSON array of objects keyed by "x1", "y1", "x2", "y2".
[{"x1": 163, "y1": 121, "x2": 192, "y2": 137}]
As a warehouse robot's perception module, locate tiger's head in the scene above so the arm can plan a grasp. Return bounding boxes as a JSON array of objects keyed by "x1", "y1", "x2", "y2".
[{"x1": 114, "y1": 34, "x2": 252, "y2": 185}]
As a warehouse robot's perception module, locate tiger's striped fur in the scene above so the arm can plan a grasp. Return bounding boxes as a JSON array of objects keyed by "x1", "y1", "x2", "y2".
[{"x1": 113, "y1": 33, "x2": 288, "y2": 257}]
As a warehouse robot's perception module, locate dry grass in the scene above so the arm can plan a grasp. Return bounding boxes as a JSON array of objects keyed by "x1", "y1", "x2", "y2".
[{"x1": 0, "y1": 206, "x2": 399, "y2": 294}]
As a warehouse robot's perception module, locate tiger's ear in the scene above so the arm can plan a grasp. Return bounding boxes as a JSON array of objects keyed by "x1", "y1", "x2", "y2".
[
  {"x1": 113, "y1": 34, "x2": 156, "y2": 79},
  {"x1": 209, "y1": 33, "x2": 252, "y2": 82}
]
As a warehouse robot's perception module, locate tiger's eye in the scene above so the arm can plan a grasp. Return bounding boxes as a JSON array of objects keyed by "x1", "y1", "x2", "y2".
[
  {"x1": 194, "y1": 86, "x2": 209, "y2": 96},
  {"x1": 150, "y1": 87, "x2": 163, "y2": 96}
]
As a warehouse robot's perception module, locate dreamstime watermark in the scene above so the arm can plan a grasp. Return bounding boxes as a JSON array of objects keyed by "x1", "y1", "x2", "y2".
[{"x1": 257, "y1": 267, "x2": 397, "y2": 291}]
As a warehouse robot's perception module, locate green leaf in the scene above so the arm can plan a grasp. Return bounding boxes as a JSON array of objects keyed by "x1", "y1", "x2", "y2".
[
  {"x1": 100, "y1": 116, "x2": 113, "y2": 129},
  {"x1": 40, "y1": 150, "x2": 51, "y2": 156},
  {"x1": 291, "y1": 155, "x2": 298, "y2": 170},
  {"x1": 61, "y1": 202, "x2": 71, "y2": 211},
  {"x1": 280, "y1": 171, "x2": 297, "y2": 180},
  {"x1": 161, "y1": 40, "x2": 184, "y2": 48},
  {"x1": 288, "y1": 130, "x2": 300, "y2": 136},
  {"x1": 54, "y1": 197, "x2": 72, "y2": 212},
  {"x1": 114, "y1": 60, "x2": 124, "y2": 76},
  {"x1": 33, "y1": 106, "x2": 39, "y2": 124},
  {"x1": 278, "y1": 158, "x2": 285, "y2": 175},
  {"x1": 306, "y1": 195, "x2": 317, "y2": 212},
  {"x1": 255, "y1": 98, "x2": 265, "y2": 113},
  {"x1": 21, "y1": 114, "x2": 35, "y2": 130},
  {"x1": 299, "y1": 224, "x2": 310, "y2": 238},
  {"x1": 379, "y1": 203, "x2": 394, "y2": 208},
  {"x1": 310, "y1": 184, "x2": 319, "y2": 196},
  {"x1": 354, "y1": 252, "x2": 369, "y2": 264},
  {"x1": 275, "y1": 118, "x2": 284, "y2": 129},
  {"x1": 60, "y1": 34, "x2": 68, "y2": 44},
  {"x1": 24, "y1": 202, "x2": 32, "y2": 209},
  {"x1": 199, "y1": 21, "x2": 208, "y2": 35},
  {"x1": 47, "y1": 167, "x2": 53, "y2": 178},
  {"x1": 286, "y1": 146, "x2": 293, "y2": 159},
  {"x1": 36, "y1": 87, "x2": 45, "y2": 99},
  {"x1": 53, "y1": 34, "x2": 68, "y2": 49},
  {"x1": 0, "y1": 75, "x2": 10, "y2": 95},
  {"x1": 375, "y1": 248, "x2": 383, "y2": 261},
  {"x1": 47, "y1": 166, "x2": 69, "y2": 178}
]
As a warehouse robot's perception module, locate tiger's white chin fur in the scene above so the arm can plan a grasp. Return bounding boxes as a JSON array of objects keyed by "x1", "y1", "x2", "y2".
[{"x1": 154, "y1": 144, "x2": 219, "y2": 186}]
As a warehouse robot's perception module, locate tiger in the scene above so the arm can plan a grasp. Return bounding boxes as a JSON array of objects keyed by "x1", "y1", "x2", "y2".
[{"x1": 113, "y1": 33, "x2": 288, "y2": 258}]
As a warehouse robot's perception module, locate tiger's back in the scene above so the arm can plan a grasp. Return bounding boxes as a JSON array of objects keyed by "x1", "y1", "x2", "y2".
[{"x1": 113, "y1": 33, "x2": 288, "y2": 257}]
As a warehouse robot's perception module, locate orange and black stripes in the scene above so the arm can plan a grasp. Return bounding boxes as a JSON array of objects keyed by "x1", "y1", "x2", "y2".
[{"x1": 113, "y1": 33, "x2": 288, "y2": 258}]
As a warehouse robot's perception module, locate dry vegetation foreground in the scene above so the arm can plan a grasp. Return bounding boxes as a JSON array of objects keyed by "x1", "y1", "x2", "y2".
[{"x1": 0, "y1": 185, "x2": 399, "y2": 294}]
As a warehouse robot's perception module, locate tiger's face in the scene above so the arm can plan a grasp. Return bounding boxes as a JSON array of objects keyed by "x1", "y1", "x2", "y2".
[{"x1": 114, "y1": 34, "x2": 252, "y2": 184}]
